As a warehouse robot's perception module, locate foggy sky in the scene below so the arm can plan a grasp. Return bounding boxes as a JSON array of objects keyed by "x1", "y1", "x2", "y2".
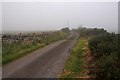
[{"x1": 2, "y1": 2, "x2": 118, "y2": 33}]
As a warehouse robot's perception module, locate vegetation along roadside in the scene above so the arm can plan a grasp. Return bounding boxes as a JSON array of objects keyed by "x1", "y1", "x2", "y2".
[
  {"x1": 2, "y1": 28, "x2": 70, "y2": 65},
  {"x1": 61, "y1": 27, "x2": 119, "y2": 80}
]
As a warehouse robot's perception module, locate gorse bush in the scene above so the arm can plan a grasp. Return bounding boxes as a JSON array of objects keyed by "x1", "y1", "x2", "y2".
[
  {"x1": 89, "y1": 33, "x2": 118, "y2": 56},
  {"x1": 88, "y1": 33, "x2": 119, "y2": 80},
  {"x1": 95, "y1": 53, "x2": 120, "y2": 80}
]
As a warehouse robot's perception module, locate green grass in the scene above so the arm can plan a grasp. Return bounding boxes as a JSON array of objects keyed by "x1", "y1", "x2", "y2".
[
  {"x1": 61, "y1": 38, "x2": 86, "y2": 78},
  {"x1": 2, "y1": 43, "x2": 45, "y2": 65}
]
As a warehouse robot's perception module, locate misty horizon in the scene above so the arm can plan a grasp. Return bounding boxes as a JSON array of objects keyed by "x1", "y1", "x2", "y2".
[{"x1": 2, "y1": 2, "x2": 118, "y2": 33}]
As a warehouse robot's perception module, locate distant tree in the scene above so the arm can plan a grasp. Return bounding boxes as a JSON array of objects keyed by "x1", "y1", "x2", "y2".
[{"x1": 61, "y1": 27, "x2": 70, "y2": 33}]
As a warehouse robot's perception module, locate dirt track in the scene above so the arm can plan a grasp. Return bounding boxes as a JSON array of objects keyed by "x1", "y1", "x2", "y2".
[{"x1": 2, "y1": 32, "x2": 78, "y2": 78}]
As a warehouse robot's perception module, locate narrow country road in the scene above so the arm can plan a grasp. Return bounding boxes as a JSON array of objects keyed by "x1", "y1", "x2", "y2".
[{"x1": 3, "y1": 32, "x2": 78, "y2": 78}]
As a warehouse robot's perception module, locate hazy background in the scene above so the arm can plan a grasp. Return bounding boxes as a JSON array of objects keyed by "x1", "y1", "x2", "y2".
[
  {"x1": 118, "y1": 1, "x2": 120, "y2": 34},
  {"x1": 0, "y1": 2, "x2": 2, "y2": 33},
  {"x1": 2, "y1": 2, "x2": 118, "y2": 33}
]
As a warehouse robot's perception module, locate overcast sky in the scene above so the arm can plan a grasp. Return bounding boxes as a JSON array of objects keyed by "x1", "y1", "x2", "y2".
[{"x1": 2, "y1": 2, "x2": 118, "y2": 33}]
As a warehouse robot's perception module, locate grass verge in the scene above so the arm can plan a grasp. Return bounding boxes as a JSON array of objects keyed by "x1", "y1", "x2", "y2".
[
  {"x1": 61, "y1": 38, "x2": 86, "y2": 78},
  {"x1": 2, "y1": 44, "x2": 45, "y2": 65}
]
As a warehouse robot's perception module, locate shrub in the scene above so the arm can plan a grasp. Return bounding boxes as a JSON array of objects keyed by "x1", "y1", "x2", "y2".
[
  {"x1": 88, "y1": 33, "x2": 119, "y2": 79},
  {"x1": 89, "y1": 33, "x2": 118, "y2": 56}
]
